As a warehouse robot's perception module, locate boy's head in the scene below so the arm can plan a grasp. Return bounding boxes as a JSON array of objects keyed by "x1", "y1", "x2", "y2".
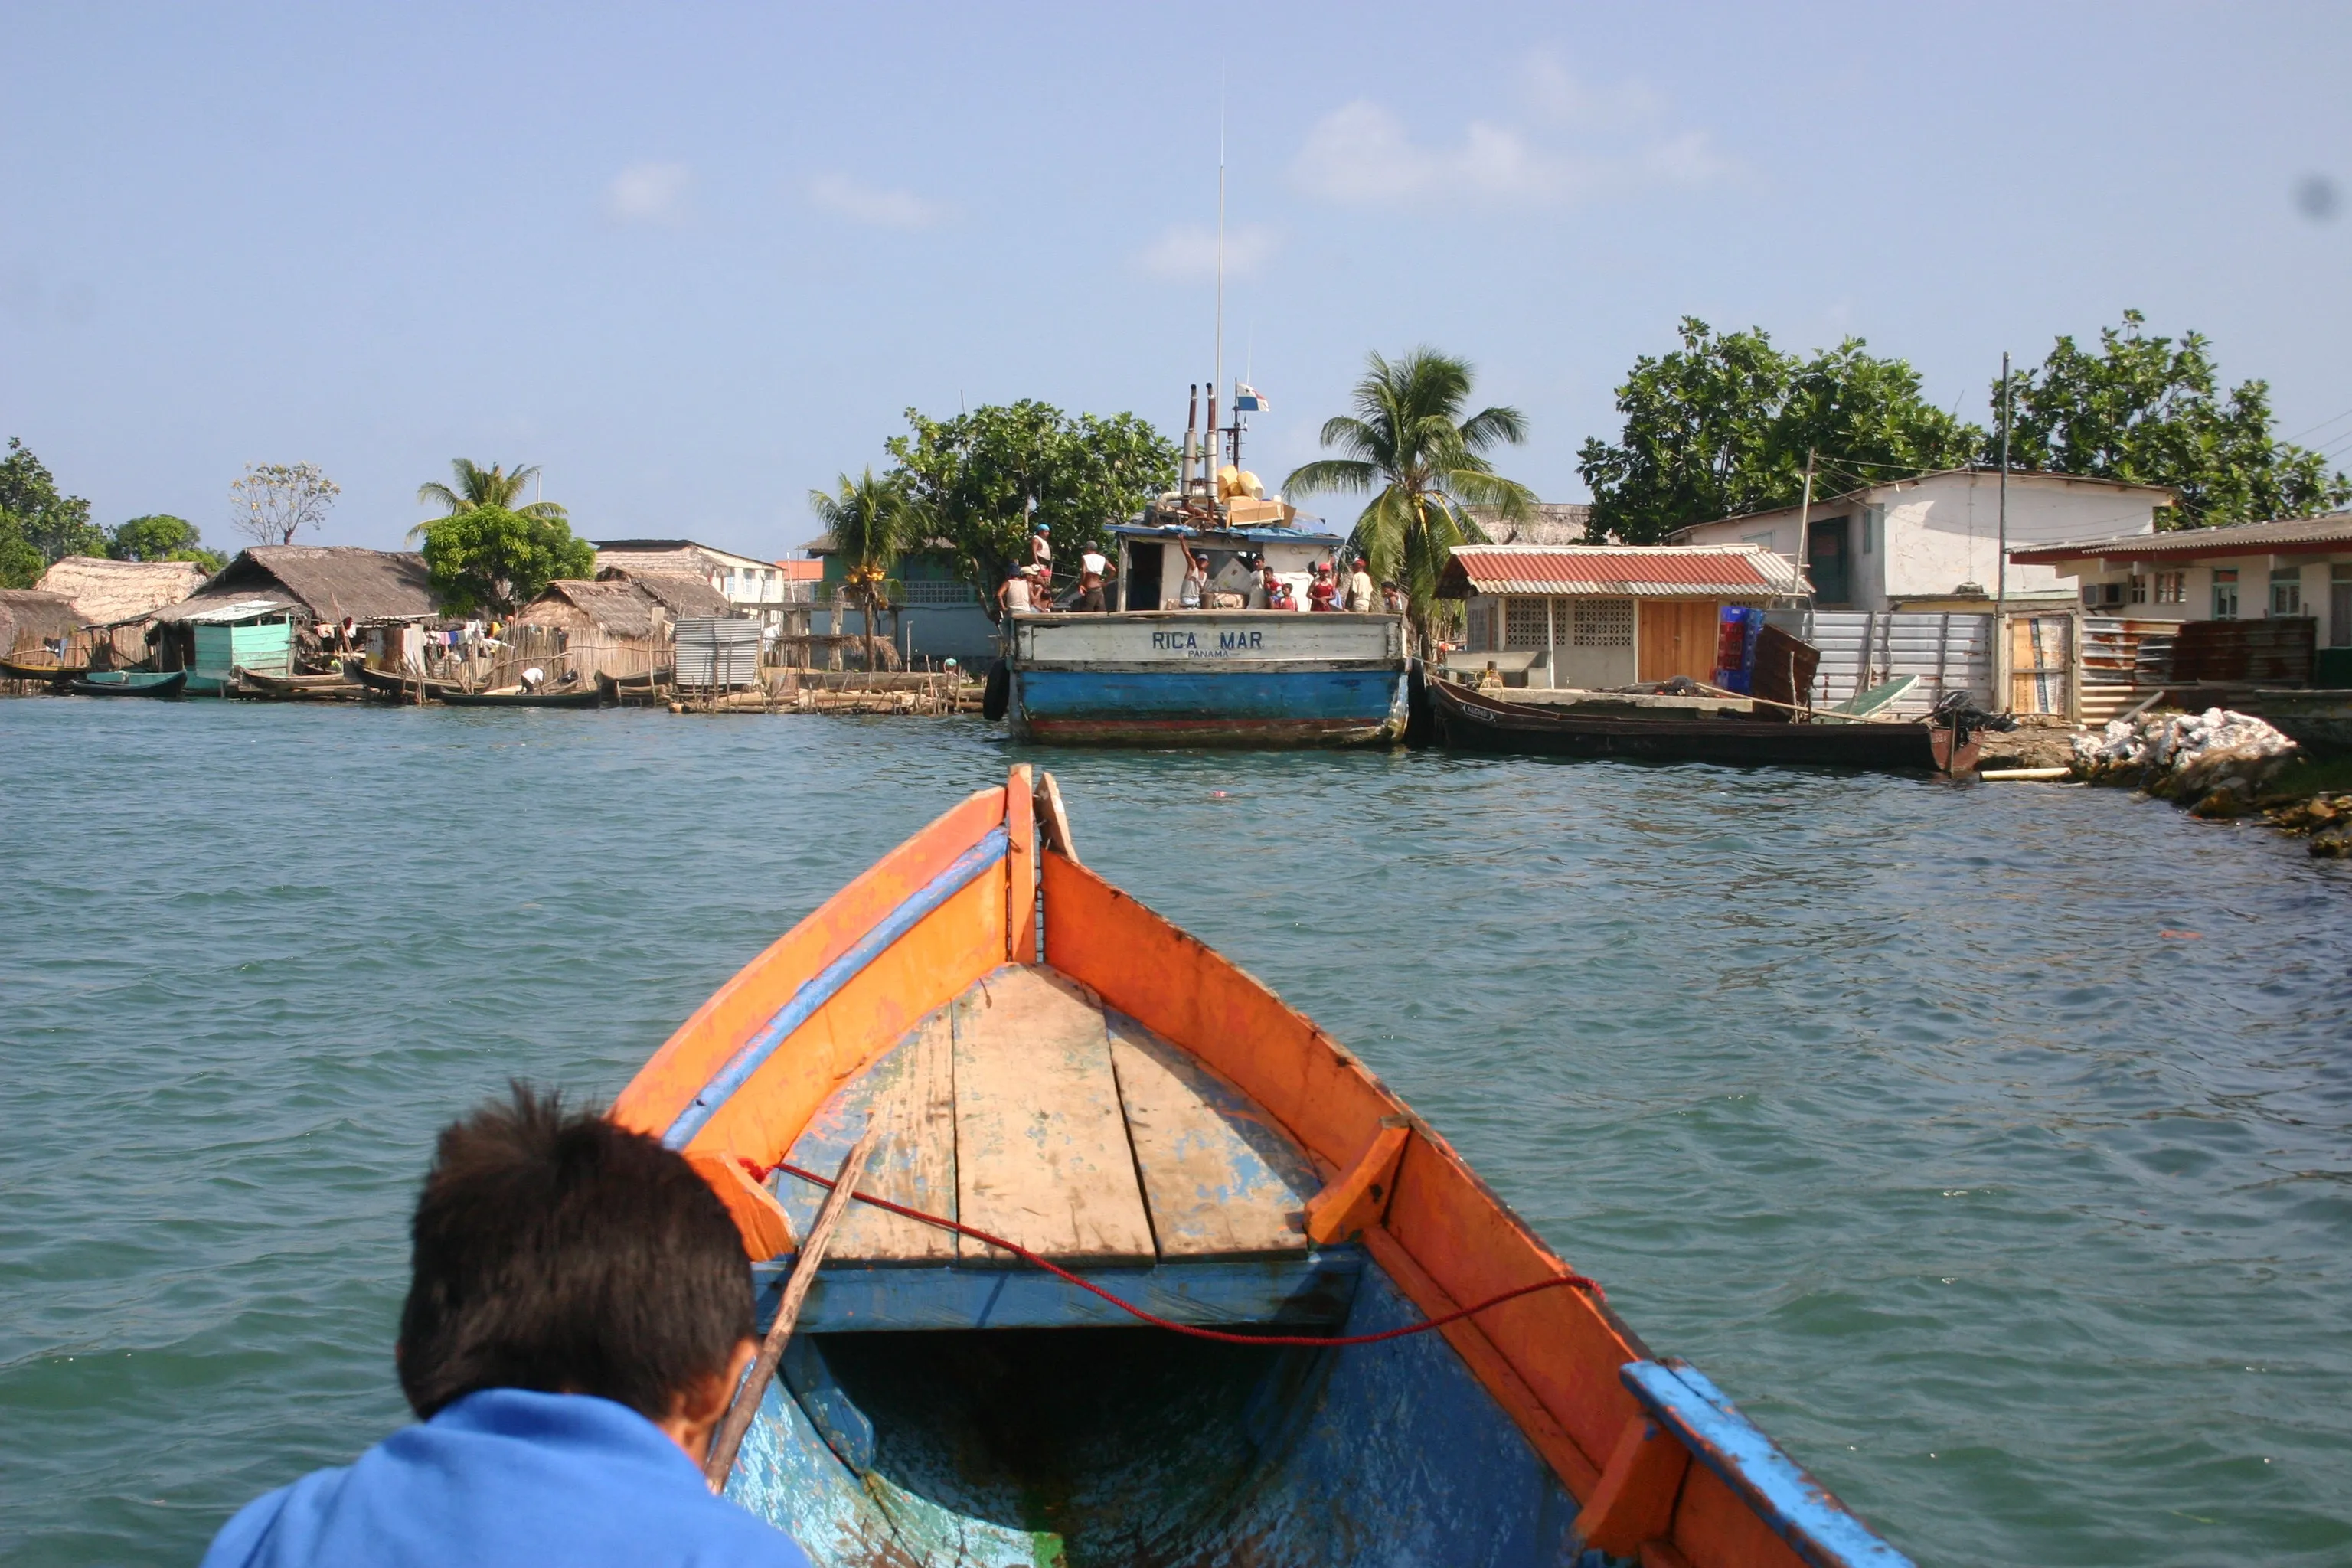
[{"x1": 396, "y1": 1084, "x2": 753, "y2": 1423}]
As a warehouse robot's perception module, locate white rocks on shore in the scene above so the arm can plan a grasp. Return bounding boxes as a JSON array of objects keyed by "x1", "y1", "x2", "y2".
[{"x1": 2072, "y1": 707, "x2": 2301, "y2": 818}]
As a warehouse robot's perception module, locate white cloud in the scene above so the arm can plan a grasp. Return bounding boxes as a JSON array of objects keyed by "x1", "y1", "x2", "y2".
[
  {"x1": 1136, "y1": 222, "x2": 1276, "y2": 282},
  {"x1": 603, "y1": 161, "x2": 692, "y2": 227},
  {"x1": 1289, "y1": 63, "x2": 1729, "y2": 211},
  {"x1": 809, "y1": 174, "x2": 948, "y2": 230}
]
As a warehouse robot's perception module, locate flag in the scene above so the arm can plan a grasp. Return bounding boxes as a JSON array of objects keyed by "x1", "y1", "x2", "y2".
[{"x1": 1233, "y1": 382, "x2": 1268, "y2": 413}]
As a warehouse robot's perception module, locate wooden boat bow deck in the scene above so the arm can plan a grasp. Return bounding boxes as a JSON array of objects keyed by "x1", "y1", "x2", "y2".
[{"x1": 611, "y1": 767, "x2": 1913, "y2": 1568}]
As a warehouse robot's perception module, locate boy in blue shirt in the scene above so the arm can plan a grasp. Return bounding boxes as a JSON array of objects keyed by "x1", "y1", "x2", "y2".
[{"x1": 204, "y1": 1086, "x2": 812, "y2": 1568}]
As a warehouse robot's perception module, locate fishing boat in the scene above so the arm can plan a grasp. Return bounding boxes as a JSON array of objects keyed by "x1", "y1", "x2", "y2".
[
  {"x1": 439, "y1": 681, "x2": 608, "y2": 710},
  {"x1": 1431, "y1": 676, "x2": 1981, "y2": 774},
  {"x1": 613, "y1": 766, "x2": 1913, "y2": 1566},
  {"x1": 995, "y1": 384, "x2": 1410, "y2": 748},
  {"x1": 67, "y1": 669, "x2": 187, "y2": 698},
  {"x1": 234, "y1": 667, "x2": 365, "y2": 701},
  {"x1": 0, "y1": 655, "x2": 87, "y2": 683},
  {"x1": 346, "y1": 661, "x2": 462, "y2": 702}
]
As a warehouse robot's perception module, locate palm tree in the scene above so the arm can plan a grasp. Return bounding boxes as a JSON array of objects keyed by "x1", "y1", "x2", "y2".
[
  {"x1": 409, "y1": 459, "x2": 567, "y2": 540},
  {"x1": 809, "y1": 468, "x2": 913, "y2": 671},
  {"x1": 1283, "y1": 348, "x2": 1536, "y2": 655}
]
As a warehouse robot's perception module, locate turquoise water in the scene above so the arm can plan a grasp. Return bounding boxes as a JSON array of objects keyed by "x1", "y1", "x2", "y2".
[{"x1": 2, "y1": 699, "x2": 2347, "y2": 1566}]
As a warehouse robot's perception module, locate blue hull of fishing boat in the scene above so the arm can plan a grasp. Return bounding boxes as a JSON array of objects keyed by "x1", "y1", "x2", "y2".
[{"x1": 1011, "y1": 665, "x2": 1410, "y2": 747}]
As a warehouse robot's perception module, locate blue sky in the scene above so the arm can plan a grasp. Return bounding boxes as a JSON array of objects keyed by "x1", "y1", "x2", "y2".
[{"x1": 5, "y1": 2, "x2": 2348, "y2": 559}]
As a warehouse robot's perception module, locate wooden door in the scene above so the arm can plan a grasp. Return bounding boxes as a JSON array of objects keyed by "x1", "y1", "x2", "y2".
[{"x1": 1637, "y1": 599, "x2": 1720, "y2": 683}]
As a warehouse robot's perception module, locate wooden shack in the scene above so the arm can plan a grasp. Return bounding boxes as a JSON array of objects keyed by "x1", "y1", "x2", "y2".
[
  {"x1": 0, "y1": 590, "x2": 83, "y2": 669},
  {"x1": 512, "y1": 573, "x2": 728, "y2": 680},
  {"x1": 1437, "y1": 544, "x2": 1809, "y2": 689}
]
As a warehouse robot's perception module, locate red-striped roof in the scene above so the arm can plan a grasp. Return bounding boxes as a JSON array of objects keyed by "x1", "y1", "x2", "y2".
[{"x1": 1442, "y1": 546, "x2": 1800, "y2": 598}]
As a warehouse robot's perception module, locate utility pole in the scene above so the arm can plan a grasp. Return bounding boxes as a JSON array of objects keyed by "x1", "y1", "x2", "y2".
[
  {"x1": 1794, "y1": 448, "x2": 1818, "y2": 579},
  {"x1": 1997, "y1": 351, "x2": 2011, "y2": 711}
]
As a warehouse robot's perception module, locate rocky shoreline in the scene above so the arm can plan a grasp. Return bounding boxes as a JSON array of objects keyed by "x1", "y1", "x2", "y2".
[{"x1": 2071, "y1": 707, "x2": 2351, "y2": 858}]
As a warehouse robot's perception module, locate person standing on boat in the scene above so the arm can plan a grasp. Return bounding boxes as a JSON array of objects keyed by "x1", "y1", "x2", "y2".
[
  {"x1": 199, "y1": 1088, "x2": 812, "y2": 1568},
  {"x1": 1027, "y1": 521, "x2": 1053, "y2": 591},
  {"x1": 1307, "y1": 562, "x2": 1339, "y2": 612},
  {"x1": 998, "y1": 564, "x2": 1034, "y2": 618},
  {"x1": 1077, "y1": 547, "x2": 1112, "y2": 612},
  {"x1": 1344, "y1": 557, "x2": 1374, "y2": 613},
  {"x1": 1177, "y1": 542, "x2": 1207, "y2": 609}
]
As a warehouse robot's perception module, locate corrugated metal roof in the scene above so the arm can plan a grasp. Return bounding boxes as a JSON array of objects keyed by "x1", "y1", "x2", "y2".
[
  {"x1": 1445, "y1": 546, "x2": 1804, "y2": 597},
  {"x1": 2010, "y1": 511, "x2": 2352, "y2": 564}
]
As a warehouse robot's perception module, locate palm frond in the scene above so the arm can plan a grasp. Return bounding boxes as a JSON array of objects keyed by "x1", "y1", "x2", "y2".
[
  {"x1": 1282, "y1": 458, "x2": 1377, "y2": 498},
  {"x1": 1458, "y1": 405, "x2": 1529, "y2": 451}
]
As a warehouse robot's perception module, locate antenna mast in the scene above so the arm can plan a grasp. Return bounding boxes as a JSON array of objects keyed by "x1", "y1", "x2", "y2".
[{"x1": 1214, "y1": 67, "x2": 1226, "y2": 470}]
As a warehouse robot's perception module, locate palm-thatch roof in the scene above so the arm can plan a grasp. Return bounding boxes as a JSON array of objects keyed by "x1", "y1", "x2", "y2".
[
  {"x1": 0, "y1": 590, "x2": 83, "y2": 652},
  {"x1": 34, "y1": 557, "x2": 211, "y2": 626},
  {"x1": 1465, "y1": 502, "x2": 1592, "y2": 546},
  {"x1": 155, "y1": 546, "x2": 436, "y2": 624},
  {"x1": 518, "y1": 579, "x2": 667, "y2": 639},
  {"x1": 596, "y1": 567, "x2": 730, "y2": 618}
]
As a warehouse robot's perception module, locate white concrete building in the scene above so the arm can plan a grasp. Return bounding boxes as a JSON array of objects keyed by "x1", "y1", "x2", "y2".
[
  {"x1": 2009, "y1": 511, "x2": 2352, "y2": 650},
  {"x1": 1670, "y1": 470, "x2": 2176, "y2": 612}
]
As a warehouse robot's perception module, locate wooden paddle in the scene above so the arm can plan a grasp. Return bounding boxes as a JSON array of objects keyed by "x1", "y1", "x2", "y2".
[{"x1": 701, "y1": 1124, "x2": 880, "y2": 1492}]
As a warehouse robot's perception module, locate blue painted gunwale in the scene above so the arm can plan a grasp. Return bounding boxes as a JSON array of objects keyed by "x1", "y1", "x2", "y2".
[
  {"x1": 660, "y1": 826, "x2": 1010, "y2": 1149},
  {"x1": 1622, "y1": 1359, "x2": 1916, "y2": 1568}
]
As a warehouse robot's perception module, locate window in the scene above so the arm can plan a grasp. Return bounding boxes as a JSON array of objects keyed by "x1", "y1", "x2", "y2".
[
  {"x1": 1572, "y1": 598, "x2": 1635, "y2": 648},
  {"x1": 1504, "y1": 598, "x2": 1551, "y2": 649},
  {"x1": 2270, "y1": 566, "x2": 2303, "y2": 618},
  {"x1": 2212, "y1": 568, "x2": 2238, "y2": 621},
  {"x1": 2081, "y1": 582, "x2": 2124, "y2": 609},
  {"x1": 2332, "y1": 564, "x2": 2352, "y2": 648},
  {"x1": 2155, "y1": 571, "x2": 2186, "y2": 604},
  {"x1": 1861, "y1": 505, "x2": 1883, "y2": 555},
  {"x1": 2129, "y1": 575, "x2": 2148, "y2": 605}
]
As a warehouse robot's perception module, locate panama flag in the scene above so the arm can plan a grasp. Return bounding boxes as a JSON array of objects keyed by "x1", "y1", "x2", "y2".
[{"x1": 1233, "y1": 382, "x2": 1268, "y2": 413}]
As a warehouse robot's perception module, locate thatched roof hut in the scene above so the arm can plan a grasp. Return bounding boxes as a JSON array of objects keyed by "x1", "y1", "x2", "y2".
[
  {"x1": 34, "y1": 557, "x2": 211, "y2": 626},
  {"x1": 0, "y1": 590, "x2": 83, "y2": 655},
  {"x1": 594, "y1": 567, "x2": 730, "y2": 619},
  {"x1": 155, "y1": 546, "x2": 436, "y2": 626},
  {"x1": 518, "y1": 579, "x2": 668, "y2": 639}
]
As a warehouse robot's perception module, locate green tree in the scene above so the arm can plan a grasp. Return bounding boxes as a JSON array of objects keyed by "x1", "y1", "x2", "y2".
[
  {"x1": 1577, "y1": 319, "x2": 1982, "y2": 544},
  {"x1": 410, "y1": 459, "x2": 567, "y2": 540},
  {"x1": 418, "y1": 505, "x2": 595, "y2": 616},
  {"x1": 108, "y1": 514, "x2": 225, "y2": 571},
  {"x1": 887, "y1": 402, "x2": 1177, "y2": 616},
  {"x1": 0, "y1": 437, "x2": 104, "y2": 569},
  {"x1": 1283, "y1": 348, "x2": 1536, "y2": 655},
  {"x1": 1991, "y1": 310, "x2": 2350, "y2": 528},
  {"x1": 808, "y1": 468, "x2": 915, "y2": 671}
]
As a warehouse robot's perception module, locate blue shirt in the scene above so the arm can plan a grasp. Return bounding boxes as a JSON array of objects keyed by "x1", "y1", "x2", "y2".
[{"x1": 202, "y1": 1388, "x2": 812, "y2": 1568}]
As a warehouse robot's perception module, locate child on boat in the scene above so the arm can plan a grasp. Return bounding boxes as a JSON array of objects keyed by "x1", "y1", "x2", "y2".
[{"x1": 201, "y1": 1086, "x2": 808, "y2": 1568}]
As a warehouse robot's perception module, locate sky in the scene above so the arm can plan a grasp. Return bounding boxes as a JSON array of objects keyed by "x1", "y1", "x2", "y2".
[{"x1": 5, "y1": 2, "x2": 2350, "y2": 560}]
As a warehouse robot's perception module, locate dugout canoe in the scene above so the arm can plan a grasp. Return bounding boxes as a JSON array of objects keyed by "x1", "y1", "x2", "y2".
[
  {"x1": 67, "y1": 668, "x2": 187, "y2": 698},
  {"x1": 437, "y1": 681, "x2": 608, "y2": 709},
  {"x1": 1432, "y1": 675, "x2": 1981, "y2": 774},
  {"x1": 612, "y1": 767, "x2": 1913, "y2": 1567},
  {"x1": 346, "y1": 661, "x2": 461, "y2": 702},
  {"x1": 234, "y1": 667, "x2": 365, "y2": 701},
  {"x1": 0, "y1": 655, "x2": 88, "y2": 683}
]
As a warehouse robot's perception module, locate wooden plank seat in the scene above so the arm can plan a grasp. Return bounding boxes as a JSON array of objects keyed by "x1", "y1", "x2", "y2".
[{"x1": 765, "y1": 963, "x2": 1344, "y2": 1330}]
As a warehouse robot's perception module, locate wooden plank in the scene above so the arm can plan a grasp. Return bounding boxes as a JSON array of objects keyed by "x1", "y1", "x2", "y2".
[
  {"x1": 1004, "y1": 764, "x2": 1036, "y2": 963},
  {"x1": 774, "y1": 1008, "x2": 958, "y2": 1263},
  {"x1": 951, "y1": 965, "x2": 1155, "y2": 1266},
  {"x1": 750, "y1": 1250, "x2": 1365, "y2": 1332},
  {"x1": 1105, "y1": 1012, "x2": 1318, "y2": 1259}
]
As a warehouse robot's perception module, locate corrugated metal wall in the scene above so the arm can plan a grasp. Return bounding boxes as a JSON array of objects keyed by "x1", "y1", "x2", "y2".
[
  {"x1": 1767, "y1": 610, "x2": 1991, "y2": 715},
  {"x1": 675, "y1": 617, "x2": 763, "y2": 689}
]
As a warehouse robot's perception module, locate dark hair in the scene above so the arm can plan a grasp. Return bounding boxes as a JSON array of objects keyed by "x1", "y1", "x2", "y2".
[{"x1": 396, "y1": 1084, "x2": 753, "y2": 1421}]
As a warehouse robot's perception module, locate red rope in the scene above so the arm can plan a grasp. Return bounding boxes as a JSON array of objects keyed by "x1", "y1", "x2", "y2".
[{"x1": 757, "y1": 1158, "x2": 1602, "y2": 1349}]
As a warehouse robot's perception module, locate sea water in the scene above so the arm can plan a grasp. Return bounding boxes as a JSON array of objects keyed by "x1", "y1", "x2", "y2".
[{"x1": 1, "y1": 700, "x2": 2347, "y2": 1566}]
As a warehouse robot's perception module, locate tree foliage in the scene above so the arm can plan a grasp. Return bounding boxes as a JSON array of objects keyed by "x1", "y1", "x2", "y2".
[
  {"x1": 1990, "y1": 310, "x2": 2350, "y2": 528},
  {"x1": 411, "y1": 459, "x2": 567, "y2": 541},
  {"x1": 1282, "y1": 348, "x2": 1535, "y2": 652},
  {"x1": 418, "y1": 505, "x2": 595, "y2": 616},
  {"x1": 230, "y1": 462, "x2": 339, "y2": 546},
  {"x1": 0, "y1": 437, "x2": 103, "y2": 580},
  {"x1": 108, "y1": 514, "x2": 224, "y2": 571},
  {"x1": 1577, "y1": 320, "x2": 1981, "y2": 544},
  {"x1": 886, "y1": 402, "x2": 1176, "y2": 618},
  {"x1": 808, "y1": 468, "x2": 913, "y2": 671}
]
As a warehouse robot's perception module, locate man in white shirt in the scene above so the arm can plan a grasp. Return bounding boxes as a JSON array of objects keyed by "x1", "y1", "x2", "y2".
[
  {"x1": 1345, "y1": 557, "x2": 1375, "y2": 613},
  {"x1": 1077, "y1": 549, "x2": 1112, "y2": 612},
  {"x1": 999, "y1": 565, "x2": 1034, "y2": 616}
]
